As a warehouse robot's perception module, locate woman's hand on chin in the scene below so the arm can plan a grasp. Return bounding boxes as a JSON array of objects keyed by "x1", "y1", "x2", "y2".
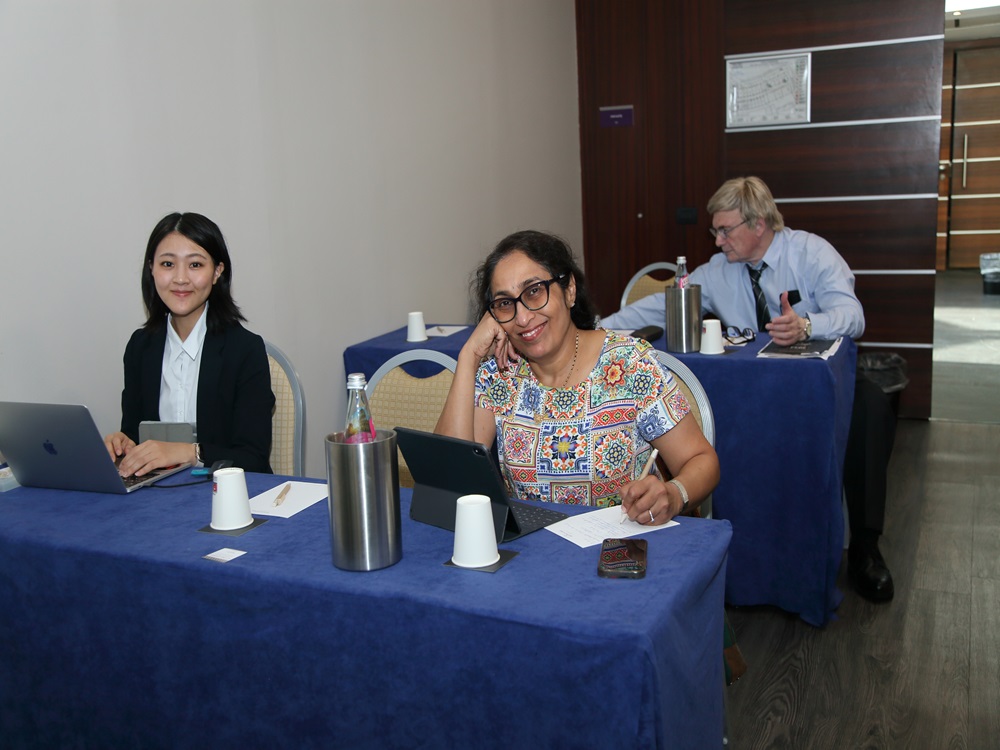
[{"x1": 463, "y1": 313, "x2": 520, "y2": 370}]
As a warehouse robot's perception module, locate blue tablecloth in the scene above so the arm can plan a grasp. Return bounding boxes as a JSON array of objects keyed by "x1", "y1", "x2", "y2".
[
  {"x1": 0, "y1": 473, "x2": 731, "y2": 749},
  {"x1": 344, "y1": 327, "x2": 855, "y2": 626},
  {"x1": 670, "y1": 335, "x2": 856, "y2": 627},
  {"x1": 343, "y1": 324, "x2": 470, "y2": 379}
]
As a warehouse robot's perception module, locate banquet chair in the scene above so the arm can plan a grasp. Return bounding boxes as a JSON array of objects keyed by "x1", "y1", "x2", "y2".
[
  {"x1": 620, "y1": 261, "x2": 679, "y2": 310},
  {"x1": 266, "y1": 341, "x2": 306, "y2": 477},
  {"x1": 654, "y1": 349, "x2": 714, "y2": 518},
  {"x1": 365, "y1": 349, "x2": 458, "y2": 488}
]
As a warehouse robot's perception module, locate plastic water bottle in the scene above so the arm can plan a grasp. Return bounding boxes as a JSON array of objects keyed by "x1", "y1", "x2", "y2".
[
  {"x1": 344, "y1": 373, "x2": 377, "y2": 444},
  {"x1": 676, "y1": 256, "x2": 689, "y2": 289}
]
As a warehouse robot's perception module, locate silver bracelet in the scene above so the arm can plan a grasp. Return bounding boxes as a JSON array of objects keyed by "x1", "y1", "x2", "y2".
[{"x1": 667, "y1": 478, "x2": 689, "y2": 511}]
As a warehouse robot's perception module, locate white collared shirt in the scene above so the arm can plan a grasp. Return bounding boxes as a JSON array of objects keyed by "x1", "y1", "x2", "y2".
[{"x1": 159, "y1": 303, "x2": 209, "y2": 429}]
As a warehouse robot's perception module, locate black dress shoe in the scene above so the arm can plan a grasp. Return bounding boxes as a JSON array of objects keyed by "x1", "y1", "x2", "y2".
[{"x1": 848, "y1": 541, "x2": 894, "y2": 602}]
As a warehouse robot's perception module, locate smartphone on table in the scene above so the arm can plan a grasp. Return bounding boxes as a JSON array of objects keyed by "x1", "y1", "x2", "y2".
[{"x1": 597, "y1": 538, "x2": 648, "y2": 579}]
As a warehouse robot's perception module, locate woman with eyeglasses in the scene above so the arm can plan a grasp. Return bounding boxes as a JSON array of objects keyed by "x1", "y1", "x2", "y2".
[{"x1": 435, "y1": 230, "x2": 719, "y2": 524}]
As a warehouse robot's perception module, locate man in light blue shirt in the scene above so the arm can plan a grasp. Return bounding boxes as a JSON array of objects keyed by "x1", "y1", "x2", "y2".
[
  {"x1": 603, "y1": 176, "x2": 896, "y2": 602},
  {"x1": 602, "y1": 196, "x2": 863, "y2": 345}
]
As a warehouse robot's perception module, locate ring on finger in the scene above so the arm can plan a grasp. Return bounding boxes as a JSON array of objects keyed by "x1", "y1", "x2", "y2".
[{"x1": 648, "y1": 509, "x2": 655, "y2": 523}]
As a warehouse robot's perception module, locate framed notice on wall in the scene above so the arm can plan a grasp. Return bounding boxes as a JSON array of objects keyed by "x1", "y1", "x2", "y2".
[{"x1": 726, "y1": 53, "x2": 811, "y2": 129}]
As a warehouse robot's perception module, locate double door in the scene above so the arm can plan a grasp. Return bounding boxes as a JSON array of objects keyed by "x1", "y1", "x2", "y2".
[{"x1": 940, "y1": 45, "x2": 1000, "y2": 270}]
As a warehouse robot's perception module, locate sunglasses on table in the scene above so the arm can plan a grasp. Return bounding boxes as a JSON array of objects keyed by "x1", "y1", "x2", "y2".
[{"x1": 724, "y1": 327, "x2": 756, "y2": 346}]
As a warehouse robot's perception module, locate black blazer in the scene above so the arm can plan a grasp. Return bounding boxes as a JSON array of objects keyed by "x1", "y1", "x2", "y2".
[{"x1": 120, "y1": 322, "x2": 275, "y2": 473}]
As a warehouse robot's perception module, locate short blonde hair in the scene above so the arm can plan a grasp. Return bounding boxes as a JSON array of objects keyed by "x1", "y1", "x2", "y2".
[{"x1": 707, "y1": 176, "x2": 785, "y2": 232}]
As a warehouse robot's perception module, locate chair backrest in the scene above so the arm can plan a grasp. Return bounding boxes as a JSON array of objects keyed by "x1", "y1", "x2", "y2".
[
  {"x1": 366, "y1": 349, "x2": 458, "y2": 488},
  {"x1": 654, "y1": 349, "x2": 715, "y2": 518},
  {"x1": 621, "y1": 261, "x2": 679, "y2": 309},
  {"x1": 265, "y1": 341, "x2": 306, "y2": 477}
]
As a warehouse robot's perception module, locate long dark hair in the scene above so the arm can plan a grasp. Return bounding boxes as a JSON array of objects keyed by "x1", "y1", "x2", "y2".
[
  {"x1": 141, "y1": 212, "x2": 246, "y2": 333},
  {"x1": 473, "y1": 230, "x2": 598, "y2": 330}
]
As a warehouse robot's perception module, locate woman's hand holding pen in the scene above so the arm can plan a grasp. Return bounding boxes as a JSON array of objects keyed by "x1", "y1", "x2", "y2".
[{"x1": 621, "y1": 449, "x2": 674, "y2": 525}]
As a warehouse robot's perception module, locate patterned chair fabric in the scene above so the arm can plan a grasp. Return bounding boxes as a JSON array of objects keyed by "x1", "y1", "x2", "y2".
[
  {"x1": 620, "y1": 261, "x2": 679, "y2": 310},
  {"x1": 266, "y1": 342, "x2": 306, "y2": 477},
  {"x1": 366, "y1": 350, "x2": 458, "y2": 488},
  {"x1": 653, "y1": 349, "x2": 714, "y2": 518}
]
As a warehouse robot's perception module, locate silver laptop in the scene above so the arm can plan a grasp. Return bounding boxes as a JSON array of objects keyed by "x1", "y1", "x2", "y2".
[{"x1": 0, "y1": 401, "x2": 189, "y2": 494}]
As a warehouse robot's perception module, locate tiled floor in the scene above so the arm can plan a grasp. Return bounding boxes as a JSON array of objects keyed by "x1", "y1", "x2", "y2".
[{"x1": 932, "y1": 270, "x2": 1000, "y2": 423}]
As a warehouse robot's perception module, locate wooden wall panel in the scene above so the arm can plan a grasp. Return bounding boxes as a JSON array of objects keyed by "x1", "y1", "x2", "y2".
[
  {"x1": 721, "y1": 0, "x2": 943, "y2": 417},
  {"x1": 956, "y1": 46, "x2": 1000, "y2": 83},
  {"x1": 938, "y1": 49, "x2": 953, "y2": 272},
  {"x1": 950, "y1": 195, "x2": 1000, "y2": 228},
  {"x1": 950, "y1": 123, "x2": 1000, "y2": 155},
  {"x1": 726, "y1": 122, "x2": 940, "y2": 198},
  {"x1": 725, "y1": 0, "x2": 944, "y2": 55},
  {"x1": 811, "y1": 42, "x2": 943, "y2": 122},
  {"x1": 666, "y1": 0, "x2": 726, "y2": 272},
  {"x1": 954, "y1": 88, "x2": 1000, "y2": 122},
  {"x1": 576, "y1": 0, "x2": 725, "y2": 317},
  {"x1": 777, "y1": 199, "x2": 937, "y2": 270},
  {"x1": 576, "y1": 0, "x2": 944, "y2": 416},
  {"x1": 854, "y1": 275, "x2": 936, "y2": 343},
  {"x1": 948, "y1": 234, "x2": 1000, "y2": 268},
  {"x1": 575, "y1": 0, "x2": 650, "y2": 316}
]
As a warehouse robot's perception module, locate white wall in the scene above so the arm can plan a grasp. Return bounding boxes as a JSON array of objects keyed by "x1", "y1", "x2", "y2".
[{"x1": 0, "y1": 0, "x2": 582, "y2": 477}]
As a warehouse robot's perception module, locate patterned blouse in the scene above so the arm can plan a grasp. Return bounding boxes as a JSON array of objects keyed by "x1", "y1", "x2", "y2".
[{"x1": 474, "y1": 331, "x2": 691, "y2": 507}]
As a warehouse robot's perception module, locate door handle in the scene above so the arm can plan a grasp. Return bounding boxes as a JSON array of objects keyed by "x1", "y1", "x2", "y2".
[{"x1": 963, "y1": 134, "x2": 969, "y2": 189}]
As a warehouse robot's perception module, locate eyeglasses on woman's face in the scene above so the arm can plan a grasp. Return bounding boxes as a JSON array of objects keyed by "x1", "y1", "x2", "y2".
[
  {"x1": 488, "y1": 274, "x2": 567, "y2": 323},
  {"x1": 709, "y1": 219, "x2": 747, "y2": 240},
  {"x1": 724, "y1": 326, "x2": 756, "y2": 345}
]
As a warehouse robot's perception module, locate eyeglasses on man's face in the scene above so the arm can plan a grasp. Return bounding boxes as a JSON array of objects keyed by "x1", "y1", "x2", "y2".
[
  {"x1": 488, "y1": 274, "x2": 567, "y2": 323},
  {"x1": 724, "y1": 326, "x2": 756, "y2": 346},
  {"x1": 709, "y1": 219, "x2": 747, "y2": 240}
]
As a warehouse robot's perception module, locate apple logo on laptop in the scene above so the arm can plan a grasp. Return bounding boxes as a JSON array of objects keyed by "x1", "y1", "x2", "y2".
[{"x1": 43, "y1": 440, "x2": 58, "y2": 456}]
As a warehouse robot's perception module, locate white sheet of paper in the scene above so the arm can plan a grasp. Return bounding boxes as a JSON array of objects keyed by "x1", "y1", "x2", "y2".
[
  {"x1": 249, "y1": 481, "x2": 328, "y2": 518},
  {"x1": 204, "y1": 547, "x2": 247, "y2": 563},
  {"x1": 545, "y1": 505, "x2": 679, "y2": 548},
  {"x1": 425, "y1": 325, "x2": 467, "y2": 337}
]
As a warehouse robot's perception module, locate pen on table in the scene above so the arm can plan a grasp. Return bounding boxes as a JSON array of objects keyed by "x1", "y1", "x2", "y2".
[
  {"x1": 621, "y1": 449, "x2": 659, "y2": 524},
  {"x1": 273, "y1": 482, "x2": 292, "y2": 507}
]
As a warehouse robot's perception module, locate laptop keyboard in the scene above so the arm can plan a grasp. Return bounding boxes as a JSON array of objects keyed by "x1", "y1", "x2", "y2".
[
  {"x1": 509, "y1": 501, "x2": 568, "y2": 532},
  {"x1": 121, "y1": 473, "x2": 146, "y2": 489}
]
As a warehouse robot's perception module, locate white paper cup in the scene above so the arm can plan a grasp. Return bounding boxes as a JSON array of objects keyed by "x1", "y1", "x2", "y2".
[
  {"x1": 700, "y1": 319, "x2": 726, "y2": 355},
  {"x1": 452, "y1": 494, "x2": 500, "y2": 568},
  {"x1": 406, "y1": 311, "x2": 428, "y2": 342},
  {"x1": 211, "y1": 467, "x2": 254, "y2": 530}
]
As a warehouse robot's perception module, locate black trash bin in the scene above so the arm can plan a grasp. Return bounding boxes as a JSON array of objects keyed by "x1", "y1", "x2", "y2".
[
  {"x1": 982, "y1": 253, "x2": 1000, "y2": 295},
  {"x1": 857, "y1": 352, "x2": 909, "y2": 414}
]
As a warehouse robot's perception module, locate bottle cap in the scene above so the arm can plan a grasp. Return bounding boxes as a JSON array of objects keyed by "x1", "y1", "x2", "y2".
[
  {"x1": 677, "y1": 256, "x2": 687, "y2": 264},
  {"x1": 347, "y1": 372, "x2": 367, "y2": 389}
]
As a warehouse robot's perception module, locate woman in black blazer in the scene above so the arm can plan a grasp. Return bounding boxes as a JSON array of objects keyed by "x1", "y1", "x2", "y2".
[{"x1": 105, "y1": 213, "x2": 274, "y2": 475}]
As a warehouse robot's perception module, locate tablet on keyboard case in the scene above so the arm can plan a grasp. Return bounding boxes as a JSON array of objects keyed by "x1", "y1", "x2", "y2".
[{"x1": 394, "y1": 427, "x2": 567, "y2": 543}]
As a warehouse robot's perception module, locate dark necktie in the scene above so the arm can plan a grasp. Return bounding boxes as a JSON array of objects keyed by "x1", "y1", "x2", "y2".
[{"x1": 747, "y1": 263, "x2": 771, "y2": 332}]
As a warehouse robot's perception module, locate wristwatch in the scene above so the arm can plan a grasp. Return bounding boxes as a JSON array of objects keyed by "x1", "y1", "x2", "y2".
[{"x1": 803, "y1": 316, "x2": 812, "y2": 341}]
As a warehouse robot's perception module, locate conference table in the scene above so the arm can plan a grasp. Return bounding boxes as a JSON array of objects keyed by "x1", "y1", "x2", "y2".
[
  {"x1": 344, "y1": 325, "x2": 856, "y2": 627},
  {"x1": 0, "y1": 471, "x2": 732, "y2": 749}
]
